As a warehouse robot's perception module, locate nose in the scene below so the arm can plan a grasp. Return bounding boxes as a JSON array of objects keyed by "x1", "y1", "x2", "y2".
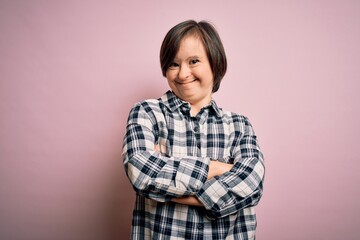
[{"x1": 177, "y1": 64, "x2": 191, "y2": 81}]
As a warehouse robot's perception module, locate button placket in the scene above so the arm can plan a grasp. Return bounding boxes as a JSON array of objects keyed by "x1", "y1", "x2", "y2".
[
  {"x1": 194, "y1": 122, "x2": 201, "y2": 151},
  {"x1": 193, "y1": 126, "x2": 199, "y2": 133}
]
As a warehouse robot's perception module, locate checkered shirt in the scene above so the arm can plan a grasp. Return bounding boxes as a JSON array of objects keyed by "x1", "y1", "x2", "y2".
[{"x1": 122, "y1": 91, "x2": 265, "y2": 239}]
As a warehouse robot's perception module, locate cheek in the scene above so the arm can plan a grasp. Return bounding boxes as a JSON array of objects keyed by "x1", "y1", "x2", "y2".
[
  {"x1": 166, "y1": 75, "x2": 176, "y2": 88},
  {"x1": 200, "y1": 69, "x2": 214, "y2": 84},
  {"x1": 197, "y1": 66, "x2": 212, "y2": 78},
  {"x1": 166, "y1": 71, "x2": 176, "y2": 81}
]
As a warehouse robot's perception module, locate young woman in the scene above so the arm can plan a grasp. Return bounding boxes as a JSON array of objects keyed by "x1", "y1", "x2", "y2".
[{"x1": 123, "y1": 20, "x2": 265, "y2": 240}]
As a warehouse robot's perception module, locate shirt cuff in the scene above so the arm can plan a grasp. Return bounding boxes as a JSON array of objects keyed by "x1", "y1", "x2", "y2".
[
  {"x1": 196, "y1": 177, "x2": 228, "y2": 212},
  {"x1": 174, "y1": 156, "x2": 210, "y2": 192}
]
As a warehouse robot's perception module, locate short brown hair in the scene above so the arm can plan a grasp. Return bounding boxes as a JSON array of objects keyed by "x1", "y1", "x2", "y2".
[{"x1": 160, "y1": 20, "x2": 227, "y2": 93}]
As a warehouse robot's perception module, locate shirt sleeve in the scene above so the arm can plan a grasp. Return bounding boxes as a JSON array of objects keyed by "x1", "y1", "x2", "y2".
[
  {"x1": 122, "y1": 102, "x2": 210, "y2": 202},
  {"x1": 196, "y1": 116, "x2": 265, "y2": 219}
]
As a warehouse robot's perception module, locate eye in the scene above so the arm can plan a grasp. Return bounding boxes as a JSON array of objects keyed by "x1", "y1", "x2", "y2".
[
  {"x1": 189, "y1": 59, "x2": 199, "y2": 65},
  {"x1": 169, "y1": 62, "x2": 179, "y2": 69}
]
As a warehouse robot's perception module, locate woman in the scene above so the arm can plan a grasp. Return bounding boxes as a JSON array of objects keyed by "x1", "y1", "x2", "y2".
[{"x1": 123, "y1": 20, "x2": 265, "y2": 239}]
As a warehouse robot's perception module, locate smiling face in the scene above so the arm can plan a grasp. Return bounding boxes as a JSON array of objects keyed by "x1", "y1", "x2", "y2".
[{"x1": 166, "y1": 34, "x2": 214, "y2": 113}]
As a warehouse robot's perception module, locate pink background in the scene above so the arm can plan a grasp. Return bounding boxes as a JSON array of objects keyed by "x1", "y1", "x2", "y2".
[{"x1": 1, "y1": 0, "x2": 359, "y2": 239}]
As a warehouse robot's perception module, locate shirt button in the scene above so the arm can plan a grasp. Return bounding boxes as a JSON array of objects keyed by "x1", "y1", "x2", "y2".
[
  {"x1": 194, "y1": 126, "x2": 199, "y2": 132},
  {"x1": 197, "y1": 142, "x2": 201, "y2": 148},
  {"x1": 197, "y1": 223, "x2": 204, "y2": 229}
]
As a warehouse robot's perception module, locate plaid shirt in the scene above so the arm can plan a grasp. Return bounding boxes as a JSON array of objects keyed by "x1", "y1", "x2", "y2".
[{"x1": 123, "y1": 91, "x2": 265, "y2": 240}]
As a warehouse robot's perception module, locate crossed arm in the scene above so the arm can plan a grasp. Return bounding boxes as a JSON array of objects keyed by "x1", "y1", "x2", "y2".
[
  {"x1": 152, "y1": 144, "x2": 233, "y2": 206},
  {"x1": 123, "y1": 103, "x2": 264, "y2": 218},
  {"x1": 171, "y1": 160, "x2": 233, "y2": 206}
]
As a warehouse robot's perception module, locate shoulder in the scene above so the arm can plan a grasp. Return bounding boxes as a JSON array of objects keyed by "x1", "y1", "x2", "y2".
[
  {"x1": 218, "y1": 109, "x2": 255, "y2": 135},
  {"x1": 127, "y1": 97, "x2": 167, "y2": 125},
  {"x1": 129, "y1": 91, "x2": 175, "y2": 115},
  {"x1": 219, "y1": 109, "x2": 251, "y2": 125},
  {"x1": 131, "y1": 98, "x2": 162, "y2": 112}
]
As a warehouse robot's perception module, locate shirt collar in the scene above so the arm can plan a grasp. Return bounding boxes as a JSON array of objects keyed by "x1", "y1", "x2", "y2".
[{"x1": 160, "y1": 90, "x2": 222, "y2": 118}]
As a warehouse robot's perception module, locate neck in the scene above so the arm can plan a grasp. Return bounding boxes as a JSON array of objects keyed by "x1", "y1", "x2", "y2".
[
  {"x1": 189, "y1": 99, "x2": 212, "y2": 116},
  {"x1": 190, "y1": 106, "x2": 201, "y2": 116}
]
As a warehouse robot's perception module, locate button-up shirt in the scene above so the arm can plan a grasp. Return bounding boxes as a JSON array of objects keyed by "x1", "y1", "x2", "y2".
[{"x1": 123, "y1": 91, "x2": 265, "y2": 239}]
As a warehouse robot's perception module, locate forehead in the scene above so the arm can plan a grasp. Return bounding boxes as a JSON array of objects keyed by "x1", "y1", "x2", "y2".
[{"x1": 175, "y1": 35, "x2": 206, "y2": 59}]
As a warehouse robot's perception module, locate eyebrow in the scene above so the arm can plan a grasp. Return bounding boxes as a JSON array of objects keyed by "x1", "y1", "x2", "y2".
[{"x1": 174, "y1": 55, "x2": 202, "y2": 61}]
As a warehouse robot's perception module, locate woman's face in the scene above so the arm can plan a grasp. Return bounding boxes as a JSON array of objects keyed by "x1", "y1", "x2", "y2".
[{"x1": 166, "y1": 35, "x2": 214, "y2": 108}]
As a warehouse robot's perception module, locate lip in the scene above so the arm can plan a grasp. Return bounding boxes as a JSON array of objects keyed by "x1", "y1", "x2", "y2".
[{"x1": 176, "y1": 79, "x2": 197, "y2": 85}]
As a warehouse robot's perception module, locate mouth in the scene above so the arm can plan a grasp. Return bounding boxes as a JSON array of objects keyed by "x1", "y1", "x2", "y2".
[{"x1": 176, "y1": 79, "x2": 197, "y2": 85}]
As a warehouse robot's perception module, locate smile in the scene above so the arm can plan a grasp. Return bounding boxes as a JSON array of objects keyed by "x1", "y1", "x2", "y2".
[{"x1": 176, "y1": 79, "x2": 197, "y2": 85}]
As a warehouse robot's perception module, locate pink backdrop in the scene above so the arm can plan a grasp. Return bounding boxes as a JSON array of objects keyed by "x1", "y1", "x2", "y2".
[{"x1": 1, "y1": 0, "x2": 359, "y2": 239}]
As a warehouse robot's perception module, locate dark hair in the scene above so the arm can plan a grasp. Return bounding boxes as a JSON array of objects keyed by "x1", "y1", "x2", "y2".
[{"x1": 160, "y1": 20, "x2": 227, "y2": 93}]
